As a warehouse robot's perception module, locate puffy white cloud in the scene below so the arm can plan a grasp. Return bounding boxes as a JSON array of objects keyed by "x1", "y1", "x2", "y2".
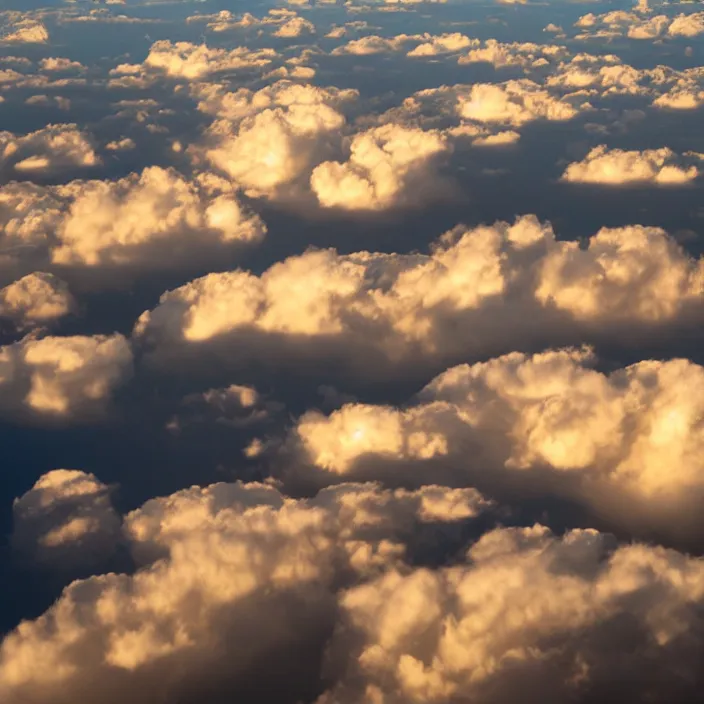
[
  {"x1": 11, "y1": 470, "x2": 121, "y2": 569},
  {"x1": 561, "y1": 146, "x2": 699, "y2": 185},
  {"x1": 289, "y1": 347, "x2": 704, "y2": 537},
  {"x1": 135, "y1": 216, "x2": 704, "y2": 378},
  {"x1": 573, "y1": 9, "x2": 704, "y2": 40},
  {"x1": 311, "y1": 124, "x2": 451, "y2": 210},
  {"x1": 331, "y1": 33, "x2": 419, "y2": 55},
  {"x1": 668, "y1": 12, "x2": 704, "y2": 37},
  {"x1": 186, "y1": 8, "x2": 312, "y2": 35},
  {"x1": 0, "y1": 333, "x2": 132, "y2": 423},
  {"x1": 198, "y1": 81, "x2": 356, "y2": 198},
  {"x1": 1, "y1": 19, "x2": 48, "y2": 44},
  {"x1": 407, "y1": 33, "x2": 475, "y2": 56},
  {"x1": 0, "y1": 124, "x2": 100, "y2": 176},
  {"x1": 0, "y1": 480, "x2": 489, "y2": 704},
  {"x1": 320, "y1": 524, "x2": 704, "y2": 704},
  {"x1": 458, "y1": 39, "x2": 565, "y2": 69},
  {"x1": 456, "y1": 80, "x2": 582, "y2": 127},
  {"x1": 0, "y1": 273, "x2": 75, "y2": 329},
  {"x1": 39, "y1": 58, "x2": 84, "y2": 72},
  {"x1": 110, "y1": 40, "x2": 277, "y2": 84},
  {"x1": 0, "y1": 167, "x2": 265, "y2": 272},
  {"x1": 272, "y1": 16, "x2": 316, "y2": 37}
]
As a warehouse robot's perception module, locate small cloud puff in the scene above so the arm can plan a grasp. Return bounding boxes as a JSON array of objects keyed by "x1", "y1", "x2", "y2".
[
  {"x1": 0, "y1": 124, "x2": 100, "y2": 176},
  {"x1": 311, "y1": 123, "x2": 451, "y2": 210},
  {"x1": 12, "y1": 469, "x2": 121, "y2": 570},
  {"x1": 0, "y1": 333, "x2": 132, "y2": 423},
  {"x1": 0, "y1": 272, "x2": 75, "y2": 330},
  {"x1": 1, "y1": 19, "x2": 49, "y2": 44},
  {"x1": 562, "y1": 145, "x2": 699, "y2": 185}
]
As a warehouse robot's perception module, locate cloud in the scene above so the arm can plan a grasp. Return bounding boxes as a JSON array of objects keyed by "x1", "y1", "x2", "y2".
[
  {"x1": 0, "y1": 167, "x2": 265, "y2": 274},
  {"x1": 167, "y1": 383, "x2": 282, "y2": 433},
  {"x1": 272, "y1": 16, "x2": 316, "y2": 38},
  {"x1": 320, "y1": 524, "x2": 704, "y2": 704},
  {"x1": 332, "y1": 32, "x2": 473, "y2": 56},
  {"x1": 287, "y1": 346, "x2": 704, "y2": 539},
  {"x1": 197, "y1": 81, "x2": 356, "y2": 198},
  {"x1": 457, "y1": 39, "x2": 565, "y2": 69},
  {"x1": 573, "y1": 9, "x2": 704, "y2": 40},
  {"x1": 0, "y1": 124, "x2": 100, "y2": 176},
  {"x1": 561, "y1": 146, "x2": 699, "y2": 185},
  {"x1": 11, "y1": 469, "x2": 121, "y2": 570},
  {"x1": 406, "y1": 33, "x2": 476, "y2": 56},
  {"x1": 135, "y1": 215, "x2": 704, "y2": 381},
  {"x1": 310, "y1": 123, "x2": 451, "y2": 210},
  {"x1": 0, "y1": 333, "x2": 132, "y2": 423},
  {"x1": 39, "y1": 58, "x2": 85, "y2": 72},
  {"x1": 110, "y1": 41, "x2": 277, "y2": 84},
  {"x1": 1, "y1": 19, "x2": 49, "y2": 44},
  {"x1": 0, "y1": 480, "x2": 489, "y2": 704},
  {"x1": 0, "y1": 272, "x2": 75, "y2": 330},
  {"x1": 455, "y1": 80, "x2": 583, "y2": 127}
]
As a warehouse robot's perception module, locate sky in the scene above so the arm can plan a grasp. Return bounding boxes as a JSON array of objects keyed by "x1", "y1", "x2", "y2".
[{"x1": 1, "y1": 0, "x2": 704, "y2": 702}]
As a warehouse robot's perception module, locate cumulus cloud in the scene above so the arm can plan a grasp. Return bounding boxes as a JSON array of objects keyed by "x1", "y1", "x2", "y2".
[
  {"x1": 287, "y1": 346, "x2": 704, "y2": 538},
  {"x1": 11, "y1": 470, "x2": 121, "y2": 570},
  {"x1": 455, "y1": 80, "x2": 583, "y2": 127},
  {"x1": 1, "y1": 19, "x2": 49, "y2": 44},
  {"x1": 0, "y1": 480, "x2": 489, "y2": 704},
  {"x1": 332, "y1": 32, "x2": 473, "y2": 56},
  {"x1": 0, "y1": 124, "x2": 100, "y2": 176},
  {"x1": 310, "y1": 124, "x2": 451, "y2": 210},
  {"x1": 197, "y1": 81, "x2": 357, "y2": 199},
  {"x1": 167, "y1": 383, "x2": 283, "y2": 433},
  {"x1": 134, "y1": 216, "x2": 704, "y2": 381},
  {"x1": 110, "y1": 40, "x2": 277, "y2": 84},
  {"x1": 320, "y1": 524, "x2": 704, "y2": 704},
  {"x1": 0, "y1": 166, "x2": 265, "y2": 274},
  {"x1": 0, "y1": 333, "x2": 132, "y2": 423},
  {"x1": 457, "y1": 39, "x2": 565, "y2": 69},
  {"x1": 272, "y1": 15, "x2": 316, "y2": 38},
  {"x1": 561, "y1": 146, "x2": 699, "y2": 185},
  {"x1": 573, "y1": 9, "x2": 704, "y2": 40},
  {"x1": 0, "y1": 272, "x2": 75, "y2": 330}
]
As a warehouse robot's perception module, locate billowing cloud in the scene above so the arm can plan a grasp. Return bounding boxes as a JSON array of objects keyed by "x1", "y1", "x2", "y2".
[
  {"x1": 0, "y1": 333, "x2": 133, "y2": 423},
  {"x1": 458, "y1": 39, "x2": 565, "y2": 69},
  {"x1": 573, "y1": 9, "x2": 704, "y2": 40},
  {"x1": 310, "y1": 124, "x2": 451, "y2": 210},
  {"x1": 197, "y1": 81, "x2": 357, "y2": 198},
  {"x1": 320, "y1": 524, "x2": 704, "y2": 704},
  {"x1": 0, "y1": 124, "x2": 100, "y2": 176},
  {"x1": 135, "y1": 216, "x2": 704, "y2": 379},
  {"x1": 562, "y1": 146, "x2": 699, "y2": 185},
  {"x1": 11, "y1": 470, "x2": 121, "y2": 570},
  {"x1": 0, "y1": 480, "x2": 489, "y2": 704},
  {"x1": 273, "y1": 16, "x2": 316, "y2": 38},
  {"x1": 287, "y1": 346, "x2": 704, "y2": 538},
  {"x1": 1, "y1": 18, "x2": 49, "y2": 44},
  {"x1": 0, "y1": 272, "x2": 75, "y2": 330},
  {"x1": 110, "y1": 41, "x2": 277, "y2": 84},
  {"x1": 455, "y1": 80, "x2": 583, "y2": 127},
  {"x1": 0, "y1": 166, "x2": 265, "y2": 273}
]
